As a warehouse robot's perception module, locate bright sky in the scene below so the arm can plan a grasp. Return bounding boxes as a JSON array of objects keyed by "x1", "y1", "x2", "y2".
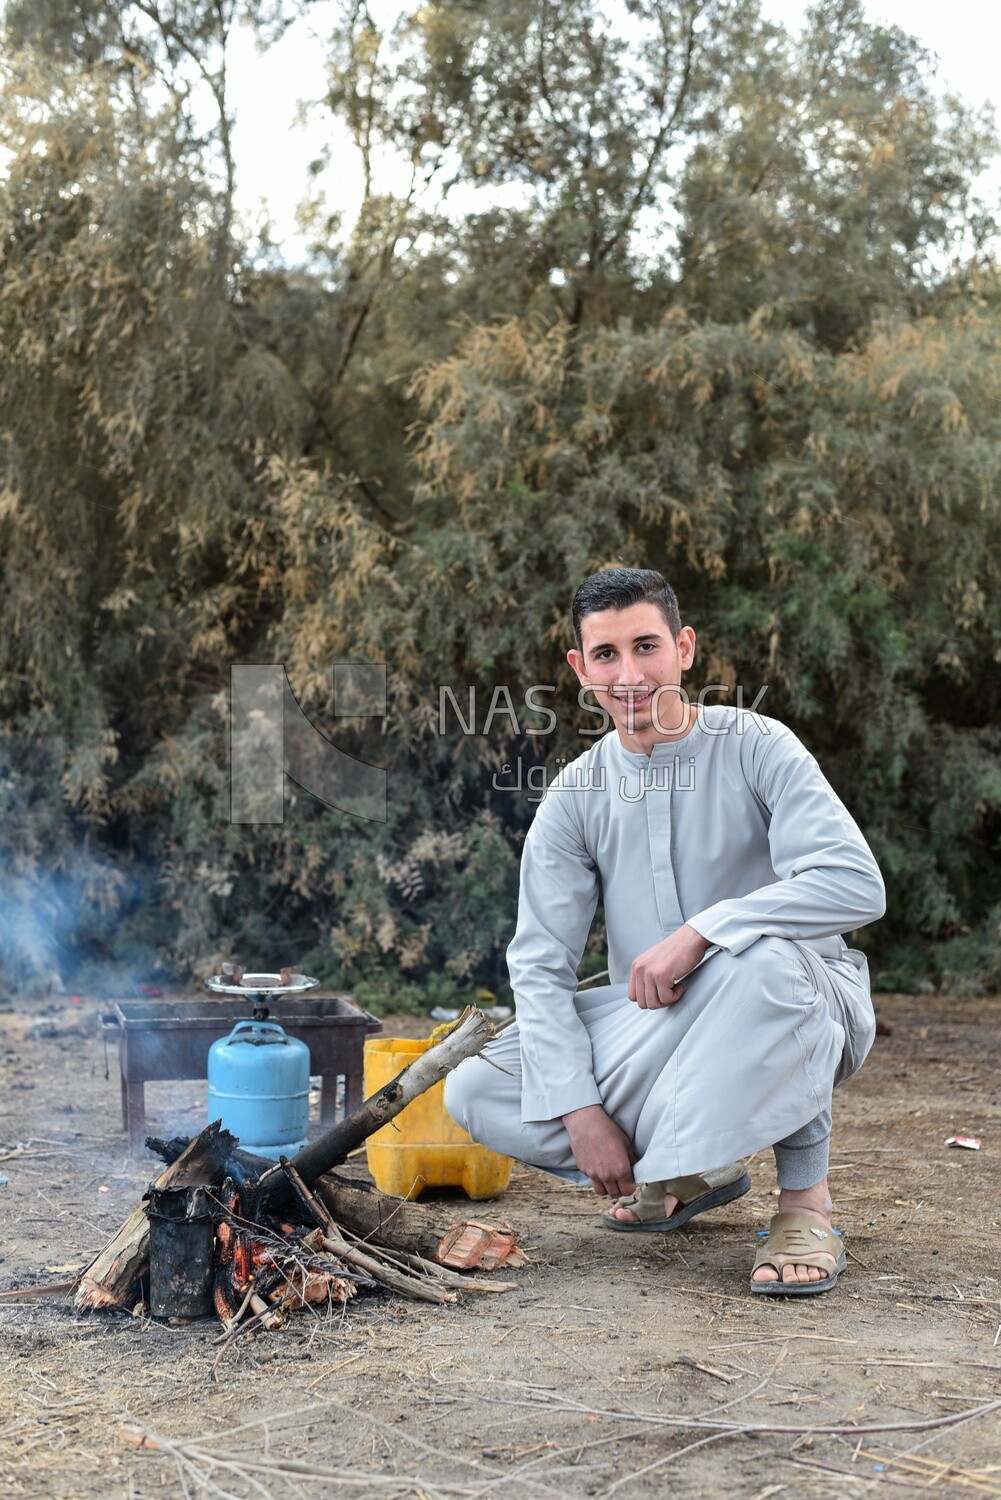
[{"x1": 228, "y1": 0, "x2": 1001, "y2": 260}]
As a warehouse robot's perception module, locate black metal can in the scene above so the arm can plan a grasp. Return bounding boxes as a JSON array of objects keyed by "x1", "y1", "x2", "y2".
[{"x1": 146, "y1": 1185, "x2": 215, "y2": 1319}]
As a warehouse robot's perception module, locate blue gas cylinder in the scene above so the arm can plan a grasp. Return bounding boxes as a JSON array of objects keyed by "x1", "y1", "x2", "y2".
[{"x1": 207, "y1": 1021, "x2": 310, "y2": 1159}]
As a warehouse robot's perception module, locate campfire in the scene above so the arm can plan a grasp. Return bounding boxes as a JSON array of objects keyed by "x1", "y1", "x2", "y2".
[
  {"x1": 63, "y1": 1007, "x2": 524, "y2": 1347},
  {"x1": 211, "y1": 1185, "x2": 360, "y2": 1330}
]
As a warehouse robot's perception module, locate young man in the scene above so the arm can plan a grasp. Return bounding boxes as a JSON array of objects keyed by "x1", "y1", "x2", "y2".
[{"x1": 444, "y1": 567, "x2": 885, "y2": 1294}]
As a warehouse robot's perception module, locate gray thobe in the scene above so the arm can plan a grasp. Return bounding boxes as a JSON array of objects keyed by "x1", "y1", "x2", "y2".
[{"x1": 444, "y1": 706, "x2": 886, "y2": 1186}]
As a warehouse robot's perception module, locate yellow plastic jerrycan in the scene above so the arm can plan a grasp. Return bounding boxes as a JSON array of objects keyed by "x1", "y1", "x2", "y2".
[{"x1": 363, "y1": 1036, "x2": 514, "y2": 1200}]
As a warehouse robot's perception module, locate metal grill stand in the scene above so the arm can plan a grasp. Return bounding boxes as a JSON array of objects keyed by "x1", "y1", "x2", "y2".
[{"x1": 101, "y1": 976, "x2": 381, "y2": 1155}]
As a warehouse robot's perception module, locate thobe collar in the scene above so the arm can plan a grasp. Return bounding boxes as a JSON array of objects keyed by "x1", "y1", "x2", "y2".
[{"x1": 610, "y1": 709, "x2": 716, "y2": 769}]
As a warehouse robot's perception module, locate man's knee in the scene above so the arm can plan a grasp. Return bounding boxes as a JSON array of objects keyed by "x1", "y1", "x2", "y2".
[
  {"x1": 443, "y1": 1062, "x2": 475, "y2": 1133},
  {"x1": 445, "y1": 1035, "x2": 526, "y2": 1153},
  {"x1": 445, "y1": 1054, "x2": 523, "y2": 1159},
  {"x1": 708, "y1": 936, "x2": 804, "y2": 996}
]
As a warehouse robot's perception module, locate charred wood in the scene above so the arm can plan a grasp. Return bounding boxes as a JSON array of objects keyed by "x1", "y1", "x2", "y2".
[{"x1": 145, "y1": 1134, "x2": 192, "y2": 1167}]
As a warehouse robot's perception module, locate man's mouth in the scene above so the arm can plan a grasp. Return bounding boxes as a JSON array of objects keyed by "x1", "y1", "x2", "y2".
[{"x1": 610, "y1": 689, "x2": 653, "y2": 704}]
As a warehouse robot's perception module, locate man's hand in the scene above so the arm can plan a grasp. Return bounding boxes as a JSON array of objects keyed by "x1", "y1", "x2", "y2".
[
  {"x1": 562, "y1": 1103, "x2": 637, "y2": 1199},
  {"x1": 629, "y1": 923, "x2": 711, "y2": 1009}
]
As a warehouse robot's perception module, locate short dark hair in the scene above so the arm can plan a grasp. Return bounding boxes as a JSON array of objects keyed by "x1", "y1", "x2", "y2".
[{"x1": 571, "y1": 568, "x2": 681, "y2": 653}]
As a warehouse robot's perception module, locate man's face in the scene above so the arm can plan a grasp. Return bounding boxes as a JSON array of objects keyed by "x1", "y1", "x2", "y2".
[{"x1": 567, "y1": 601, "x2": 696, "y2": 752}]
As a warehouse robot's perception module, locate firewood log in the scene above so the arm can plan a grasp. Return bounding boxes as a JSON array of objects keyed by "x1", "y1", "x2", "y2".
[
  {"x1": 313, "y1": 1174, "x2": 457, "y2": 1260},
  {"x1": 257, "y1": 1005, "x2": 501, "y2": 1207}
]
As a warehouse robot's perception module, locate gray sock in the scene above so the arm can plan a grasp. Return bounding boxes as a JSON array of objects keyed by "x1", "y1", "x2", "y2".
[{"x1": 773, "y1": 1108, "x2": 831, "y2": 1190}]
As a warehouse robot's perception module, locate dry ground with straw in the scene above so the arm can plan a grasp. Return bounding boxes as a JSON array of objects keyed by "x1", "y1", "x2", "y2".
[{"x1": 1, "y1": 990, "x2": 999, "y2": 1500}]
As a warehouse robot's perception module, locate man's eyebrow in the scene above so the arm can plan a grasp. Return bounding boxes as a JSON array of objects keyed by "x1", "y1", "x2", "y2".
[{"x1": 586, "y1": 632, "x2": 664, "y2": 657}]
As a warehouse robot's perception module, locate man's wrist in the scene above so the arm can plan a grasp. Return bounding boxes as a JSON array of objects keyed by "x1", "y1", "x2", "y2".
[
  {"x1": 561, "y1": 1102, "x2": 609, "y2": 1141},
  {"x1": 562, "y1": 1102, "x2": 605, "y2": 1129},
  {"x1": 681, "y1": 922, "x2": 711, "y2": 955}
]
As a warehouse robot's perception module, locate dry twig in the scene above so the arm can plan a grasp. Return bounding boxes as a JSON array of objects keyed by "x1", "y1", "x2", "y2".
[{"x1": 464, "y1": 1375, "x2": 1001, "y2": 1442}]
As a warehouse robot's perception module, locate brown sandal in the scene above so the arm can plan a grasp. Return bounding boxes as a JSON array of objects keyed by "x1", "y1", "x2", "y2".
[
  {"x1": 602, "y1": 1163, "x2": 751, "y2": 1233},
  {"x1": 749, "y1": 1212, "x2": 847, "y2": 1296}
]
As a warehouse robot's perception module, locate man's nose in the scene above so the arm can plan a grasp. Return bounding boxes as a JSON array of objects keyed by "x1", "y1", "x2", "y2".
[{"x1": 615, "y1": 661, "x2": 647, "y2": 684}]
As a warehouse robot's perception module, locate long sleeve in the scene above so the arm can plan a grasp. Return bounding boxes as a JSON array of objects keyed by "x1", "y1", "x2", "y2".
[
  {"x1": 506, "y1": 786, "x2": 603, "y2": 1122},
  {"x1": 686, "y1": 724, "x2": 886, "y2": 955}
]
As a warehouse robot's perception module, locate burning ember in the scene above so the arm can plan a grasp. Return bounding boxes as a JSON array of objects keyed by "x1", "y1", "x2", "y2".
[{"x1": 211, "y1": 1183, "x2": 359, "y2": 1331}]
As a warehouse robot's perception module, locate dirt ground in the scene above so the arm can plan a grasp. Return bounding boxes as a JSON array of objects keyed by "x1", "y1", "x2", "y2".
[{"x1": 1, "y1": 991, "x2": 999, "y2": 1500}]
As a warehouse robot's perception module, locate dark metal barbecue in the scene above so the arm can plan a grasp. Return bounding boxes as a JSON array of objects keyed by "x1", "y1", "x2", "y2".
[{"x1": 101, "y1": 987, "x2": 381, "y2": 1154}]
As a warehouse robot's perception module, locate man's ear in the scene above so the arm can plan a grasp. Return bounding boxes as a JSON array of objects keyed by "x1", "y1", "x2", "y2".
[
  {"x1": 678, "y1": 626, "x2": 696, "y2": 671},
  {"x1": 567, "y1": 648, "x2": 588, "y2": 686}
]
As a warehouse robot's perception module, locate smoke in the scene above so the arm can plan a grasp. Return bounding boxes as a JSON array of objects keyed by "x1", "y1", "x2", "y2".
[{"x1": 0, "y1": 859, "x2": 162, "y2": 998}]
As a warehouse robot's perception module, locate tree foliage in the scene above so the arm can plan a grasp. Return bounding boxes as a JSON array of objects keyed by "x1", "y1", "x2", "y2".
[{"x1": 1, "y1": 0, "x2": 998, "y2": 1001}]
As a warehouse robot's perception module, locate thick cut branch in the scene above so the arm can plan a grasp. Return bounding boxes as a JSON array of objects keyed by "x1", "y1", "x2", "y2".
[
  {"x1": 314, "y1": 1173, "x2": 456, "y2": 1260},
  {"x1": 258, "y1": 1006, "x2": 501, "y2": 1206}
]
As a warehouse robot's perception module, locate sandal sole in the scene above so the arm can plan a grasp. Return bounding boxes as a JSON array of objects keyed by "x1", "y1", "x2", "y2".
[
  {"x1": 748, "y1": 1249, "x2": 847, "y2": 1296},
  {"x1": 601, "y1": 1170, "x2": 752, "y2": 1233}
]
